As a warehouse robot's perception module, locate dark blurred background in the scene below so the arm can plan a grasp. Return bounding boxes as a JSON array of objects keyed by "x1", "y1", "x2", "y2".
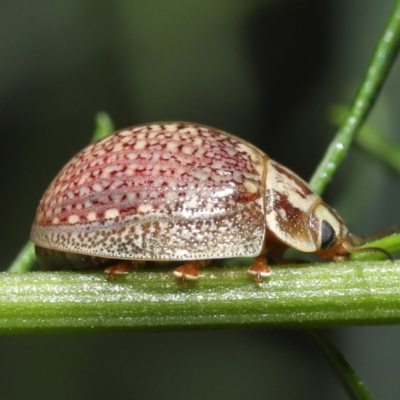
[{"x1": 1, "y1": 1, "x2": 400, "y2": 399}]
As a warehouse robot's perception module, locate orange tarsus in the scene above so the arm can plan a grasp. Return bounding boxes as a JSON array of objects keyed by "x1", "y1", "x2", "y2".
[
  {"x1": 173, "y1": 260, "x2": 212, "y2": 284},
  {"x1": 173, "y1": 261, "x2": 201, "y2": 284},
  {"x1": 104, "y1": 263, "x2": 130, "y2": 280},
  {"x1": 247, "y1": 254, "x2": 271, "y2": 283}
]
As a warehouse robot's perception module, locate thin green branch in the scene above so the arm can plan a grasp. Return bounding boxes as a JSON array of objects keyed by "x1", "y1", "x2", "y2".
[
  {"x1": 7, "y1": 113, "x2": 114, "y2": 274},
  {"x1": 7, "y1": 242, "x2": 35, "y2": 273},
  {"x1": 1, "y1": 261, "x2": 399, "y2": 334},
  {"x1": 90, "y1": 111, "x2": 114, "y2": 142},
  {"x1": 307, "y1": 330, "x2": 374, "y2": 400},
  {"x1": 310, "y1": 1, "x2": 400, "y2": 195},
  {"x1": 357, "y1": 124, "x2": 400, "y2": 175},
  {"x1": 275, "y1": 6, "x2": 399, "y2": 398},
  {"x1": 329, "y1": 104, "x2": 400, "y2": 177},
  {"x1": 310, "y1": 5, "x2": 400, "y2": 390}
]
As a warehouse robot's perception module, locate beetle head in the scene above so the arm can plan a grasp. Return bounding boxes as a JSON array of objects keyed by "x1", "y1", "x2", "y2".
[
  {"x1": 311, "y1": 203, "x2": 392, "y2": 261},
  {"x1": 311, "y1": 203, "x2": 356, "y2": 260}
]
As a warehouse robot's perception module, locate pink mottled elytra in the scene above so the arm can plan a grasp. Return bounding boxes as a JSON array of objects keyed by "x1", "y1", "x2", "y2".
[{"x1": 31, "y1": 122, "x2": 359, "y2": 282}]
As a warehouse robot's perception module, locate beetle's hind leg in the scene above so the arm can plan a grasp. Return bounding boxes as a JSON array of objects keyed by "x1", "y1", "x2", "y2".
[
  {"x1": 104, "y1": 260, "x2": 149, "y2": 279},
  {"x1": 104, "y1": 262, "x2": 131, "y2": 279}
]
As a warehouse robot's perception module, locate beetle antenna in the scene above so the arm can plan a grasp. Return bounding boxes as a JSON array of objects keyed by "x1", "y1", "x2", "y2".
[
  {"x1": 352, "y1": 226, "x2": 400, "y2": 245},
  {"x1": 353, "y1": 246, "x2": 393, "y2": 261}
]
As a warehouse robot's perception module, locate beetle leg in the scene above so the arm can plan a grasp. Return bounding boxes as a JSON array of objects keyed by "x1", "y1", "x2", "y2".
[
  {"x1": 104, "y1": 262, "x2": 130, "y2": 280},
  {"x1": 247, "y1": 254, "x2": 271, "y2": 282},
  {"x1": 173, "y1": 260, "x2": 210, "y2": 283}
]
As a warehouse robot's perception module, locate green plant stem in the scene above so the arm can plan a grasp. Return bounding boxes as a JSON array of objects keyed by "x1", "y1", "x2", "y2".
[
  {"x1": 1, "y1": 260, "x2": 399, "y2": 334},
  {"x1": 310, "y1": 1, "x2": 400, "y2": 195},
  {"x1": 307, "y1": 330, "x2": 374, "y2": 400}
]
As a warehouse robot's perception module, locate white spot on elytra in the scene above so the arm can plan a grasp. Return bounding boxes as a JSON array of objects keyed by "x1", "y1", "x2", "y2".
[
  {"x1": 87, "y1": 212, "x2": 97, "y2": 221},
  {"x1": 103, "y1": 165, "x2": 123, "y2": 174},
  {"x1": 194, "y1": 148, "x2": 205, "y2": 157},
  {"x1": 182, "y1": 146, "x2": 194, "y2": 155},
  {"x1": 185, "y1": 200, "x2": 198, "y2": 209},
  {"x1": 148, "y1": 131, "x2": 158, "y2": 139},
  {"x1": 185, "y1": 127, "x2": 198, "y2": 135},
  {"x1": 149, "y1": 124, "x2": 162, "y2": 131},
  {"x1": 68, "y1": 215, "x2": 80, "y2": 224},
  {"x1": 78, "y1": 173, "x2": 90, "y2": 185},
  {"x1": 92, "y1": 183, "x2": 103, "y2": 192},
  {"x1": 128, "y1": 153, "x2": 137, "y2": 160},
  {"x1": 167, "y1": 142, "x2": 178, "y2": 151},
  {"x1": 79, "y1": 186, "x2": 90, "y2": 197},
  {"x1": 110, "y1": 179, "x2": 124, "y2": 189},
  {"x1": 194, "y1": 137, "x2": 203, "y2": 146},
  {"x1": 165, "y1": 124, "x2": 178, "y2": 132},
  {"x1": 53, "y1": 184, "x2": 61, "y2": 195},
  {"x1": 121, "y1": 136, "x2": 132, "y2": 143},
  {"x1": 134, "y1": 140, "x2": 147, "y2": 150},
  {"x1": 138, "y1": 204, "x2": 153, "y2": 213},
  {"x1": 105, "y1": 208, "x2": 120, "y2": 219}
]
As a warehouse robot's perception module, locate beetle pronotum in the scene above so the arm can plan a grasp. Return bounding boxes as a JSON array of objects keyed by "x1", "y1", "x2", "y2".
[{"x1": 30, "y1": 122, "x2": 386, "y2": 282}]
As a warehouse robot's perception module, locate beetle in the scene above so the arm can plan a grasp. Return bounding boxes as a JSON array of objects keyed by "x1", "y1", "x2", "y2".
[{"x1": 31, "y1": 122, "x2": 368, "y2": 282}]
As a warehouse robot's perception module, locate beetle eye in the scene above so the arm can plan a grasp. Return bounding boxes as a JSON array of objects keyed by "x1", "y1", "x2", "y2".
[{"x1": 321, "y1": 220, "x2": 336, "y2": 250}]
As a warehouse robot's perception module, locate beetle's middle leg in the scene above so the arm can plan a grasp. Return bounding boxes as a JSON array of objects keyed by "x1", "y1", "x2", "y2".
[
  {"x1": 173, "y1": 260, "x2": 211, "y2": 283},
  {"x1": 247, "y1": 231, "x2": 289, "y2": 282},
  {"x1": 247, "y1": 253, "x2": 271, "y2": 282}
]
